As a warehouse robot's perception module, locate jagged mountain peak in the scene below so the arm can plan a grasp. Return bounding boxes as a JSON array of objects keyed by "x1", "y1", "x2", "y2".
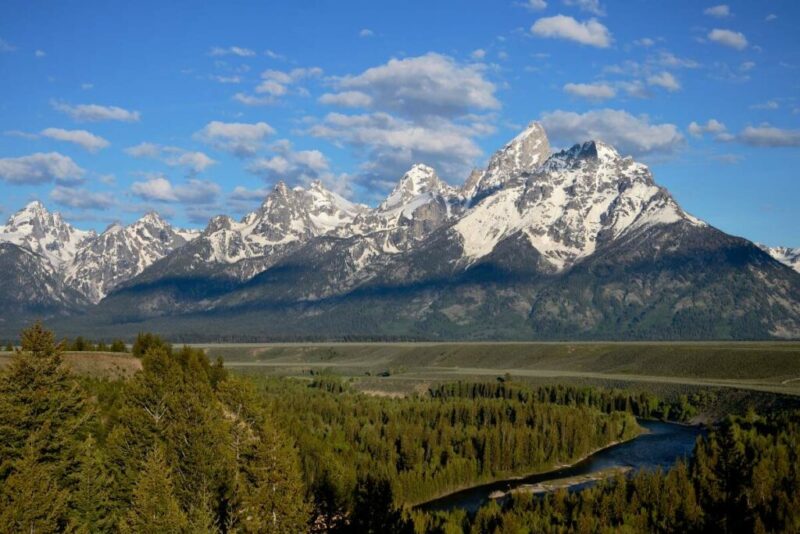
[
  {"x1": 465, "y1": 121, "x2": 551, "y2": 201},
  {"x1": 0, "y1": 200, "x2": 95, "y2": 268},
  {"x1": 380, "y1": 164, "x2": 454, "y2": 212}
]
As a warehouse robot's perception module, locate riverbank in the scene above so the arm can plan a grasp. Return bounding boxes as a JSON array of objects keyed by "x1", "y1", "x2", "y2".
[
  {"x1": 413, "y1": 425, "x2": 644, "y2": 510},
  {"x1": 416, "y1": 419, "x2": 703, "y2": 514},
  {"x1": 489, "y1": 466, "x2": 633, "y2": 499}
]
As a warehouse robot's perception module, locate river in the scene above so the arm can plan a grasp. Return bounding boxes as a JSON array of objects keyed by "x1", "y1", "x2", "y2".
[{"x1": 418, "y1": 419, "x2": 704, "y2": 514}]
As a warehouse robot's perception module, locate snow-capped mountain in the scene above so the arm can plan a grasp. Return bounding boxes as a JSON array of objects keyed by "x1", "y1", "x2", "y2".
[
  {"x1": 759, "y1": 245, "x2": 800, "y2": 274},
  {"x1": 65, "y1": 213, "x2": 198, "y2": 303},
  {"x1": 462, "y1": 121, "x2": 551, "y2": 202},
  {"x1": 0, "y1": 201, "x2": 96, "y2": 269},
  {"x1": 454, "y1": 140, "x2": 703, "y2": 271},
  {"x1": 0, "y1": 202, "x2": 197, "y2": 306},
  {"x1": 2, "y1": 121, "x2": 799, "y2": 340}
]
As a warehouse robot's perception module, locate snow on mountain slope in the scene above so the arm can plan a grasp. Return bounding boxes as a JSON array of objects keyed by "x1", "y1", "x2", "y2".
[
  {"x1": 454, "y1": 140, "x2": 703, "y2": 270},
  {"x1": 332, "y1": 164, "x2": 464, "y2": 272},
  {"x1": 759, "y1": 245, "x2": 800, "y2": 274},
  {"x1": 462, "y1": 121, "x2": 551, "y2": 202},
  {"x1": 0, "y1": 201, "x2": 95, "y2": 269},
  {"x1": 66, "y1": 212, "x2": 197, "y2": 302}
]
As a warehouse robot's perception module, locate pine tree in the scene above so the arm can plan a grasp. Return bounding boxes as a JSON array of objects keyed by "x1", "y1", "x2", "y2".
[
  {"x1": 0, "y1": 322, "x2": 89, "y2": 481},
  {"x1": 69, "y1": 436, "x2": 116, "y2": 533},
  {"x1": 0, "y1": 440, "x2": 70, "y2": 533},
  {"x1": 120, "y1": 446, "x2": 188, "y2": 534},
  {"x1": 234, "y1": 423, "x2": 310, "y2": 533}
]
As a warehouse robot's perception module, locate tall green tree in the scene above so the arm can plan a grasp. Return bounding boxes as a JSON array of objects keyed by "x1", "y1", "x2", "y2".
[
  {"x1": 0, "y1": 322, "x2": 90, "y2": 481},
  {"x1": 120, "y1": 446, "x2": 188, "y2": 534}
]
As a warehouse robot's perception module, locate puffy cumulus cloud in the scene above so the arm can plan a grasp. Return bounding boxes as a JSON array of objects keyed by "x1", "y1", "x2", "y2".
[
  {"x1": 246, "y1": 140, "x2": 331, "y2": 184},
  {"x1": 125, "y1": 143, "x2": 215, "y2": 174},
  {"x1": 0, "y1": 152, "x2": 85, "y2": 185},
  {"x1": 703, "y1": 5, "x2": 731, "y2": 18},
  {"x1": 646, "y1": 71, "x2": 681, "y2": 92},
  {"x1": 51, "y1": 101, "x2": 140, "y2": 122},
  {"x1": 531, "y1": 15, "x2": 612, "y2": 48},
  {"x1": 209, "y1": 46, "x2": 255, "y2": 57},
  {"x1": 326, "y1": 53, "x2": 499, "y2": 119},
  {"x1": 540, "y1": 109, "x2": 684, "y2": 156},
  {"x1": 230, "y1": 185, "x2": 271, "y2": 201},
  {"x1": 235, "y1": 67, "x2": 323, "y2": 106},
  {"x1": 563, "y1": 82, "x2": 616, "y2": 101},
  {"x1": 194, "y1": 121, "x2": 275, "y2": 157},
  {"x1": 49, "y1": 186, "x2": 114, "y2": 209},
  {"x1": 310, "y1": 112, "x2": 487, "y2": 188},
  {"x1": 523, "y1": 0, "x2": 548, "y2": 10},
  {"x1": 736, "y1": 125, "x2": 800, "y2": 148},
  {"x1": 562, "y1": 0, "x2": 605, "y2": 16},
  {"x1": 318, "y1": 91, "x2": 373, "y2": 108},
  {"x1": 707, "y1": 29, "x2": 748, "y2": 50},
  {"x1": 688, "y1": 119, "x2": 727, "y2": 138},
  {"x1": 634, "y1": 37, "x2": 656, "y2": 47},
  {"x1": 359, "y1": 28, "x2": 374, "y2": 37},
  {"x1": 131, "y1": 175, "x2": 221, "y2": 203},
  {"x1": 40, "y1": 128, "x2": 110, "y2": 152},
  {"x1": 470, "y1": 49, "x2": 487, "y2": 60}
]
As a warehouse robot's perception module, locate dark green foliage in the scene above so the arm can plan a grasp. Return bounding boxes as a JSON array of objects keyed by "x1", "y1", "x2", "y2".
[
  {"x1": 417, "y1": 411, "x2": 800, "y2": 533},
  {"x1": 131, "y1": 331, "x2": 171, "y2": 358},
  {"x1": 109, "y1": 339, "x2": 127, "y2": 352},
  {"x1": 0, "y1": 324, "x2": 310, "y2": 533},
  {"x1": 348, "y1": 474, "x2": 411, "y2": 534},
  {"x1": 257, "y1": 377, "x2": 640, "y2": 510},
  {"x1": 429, "y1": 381, "x2": 701, "y2": 422}
]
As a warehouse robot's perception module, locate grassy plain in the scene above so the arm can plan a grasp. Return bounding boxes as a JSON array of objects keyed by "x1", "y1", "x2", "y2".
[{"x1": 0, "y1": 350, "x2": 141, "y2": 378}]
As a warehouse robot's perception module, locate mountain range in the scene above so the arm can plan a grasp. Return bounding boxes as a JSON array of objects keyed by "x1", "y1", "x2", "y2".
[{"x1": 1, "y1": 122, "x2": 798, "y2": 341}]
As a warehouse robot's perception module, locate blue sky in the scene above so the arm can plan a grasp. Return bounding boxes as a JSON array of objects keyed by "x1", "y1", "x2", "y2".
[{"x1": 0, "y1": 0, "x2": 798, "y2": 246}]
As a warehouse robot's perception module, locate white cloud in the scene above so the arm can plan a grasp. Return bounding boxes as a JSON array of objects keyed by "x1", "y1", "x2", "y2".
[
  {"x1": 230, "y1": 185, "x2": 271, "y2": 201},
  {"x1": 211, "y1": 75, "x2": 242, "y2": 84},
  {"x1": 310, "y1": 112, "x2": 487, "y2": 184},
  {"x1": 471, "y1": 48, "x2": 487, "y2": 60},
  {"x1": 540, "y1": 108, "x2": 684, "y2": 156},
  {"x1": 0, "y1": 152, "x2": 85, "y2": 185},
  {"x1": 50, "y1": 186, "x2": 114, "y2": 209},
  {"x1": 209, "y1": 46, "x2": 255, "y2": 57},
  {"x1": 737, "y1": 125, "x2": 800, "y2": 147},
  {"x1": 523, "y1": 0, "x2": 548, "y2": 10},
  {"x1": 326, "y1": 53, "x2": 499, "y2": 118},
  {"x1": 125, "y1": 143, "x2": 216, "y2": 173},
  {"x1": 247, "y1": 140, "x2": 331, "y2": 184},
  {"x1": 646, "y1": 71, "x2": 681, "y2": 92},
  {"x1": 232, "y1": 93, "x2": 276, "y2": 106},
  {"x1": 703, "y1": 5, "x2": 731, "y2": 18},
  {"x1": 0, "y1": 38, "x2": 15, "y2": 53},
  {"x1": 264, "y1": 49, "x2": 286, "y2": 60},
  {"x1": 194, "y1": 121, "x2": 275, "y2": 157},
  {"x1": 765, "y1": 14, "x2": 777, "y2": 22},
  {"x1": 562, "y1": 0, "x2": 605, "y2": 16},
  {"x1": 707, "y1": 29, "x2": 748, "y2": 50},
  {"x1": 318, "y1": 91, "x2": 373, "y2": 107},
  {"x1": 531, "y1": 15, "x2": 612, "y2": 48},
  {"x1": 235, "y1": 67, "x2": 323, "y2": 105},
  {"x1": 52, "y1": 101, "x2": 140, "y2": 122},
  {"x1": 359, "y1": 28, "x2": 374, "y2": 37},
  {"x1": 687, "y1": 119, "x2": 727, "y2": 137},
  {"x1": 634, "y1": 37, "x2": 655, "y2": 47},
  {"x1": 131, "y1": 176, "x2": 221, "y2": 203},
  {"x1": 40, "y1": 128, "x2": 110, "y2": 152},
  {"x1": 563, "y1": 82, "x2": 616, "y2": 101},
  {"x1": 750, "y1": 100, "x2": 779, "y2": 110},
  {"x1": 34, "y1": 50, "x2": 46, "y2": 58},
  {"x1": 739, "y1": 61, "x2": 756, "y2": 72}
]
